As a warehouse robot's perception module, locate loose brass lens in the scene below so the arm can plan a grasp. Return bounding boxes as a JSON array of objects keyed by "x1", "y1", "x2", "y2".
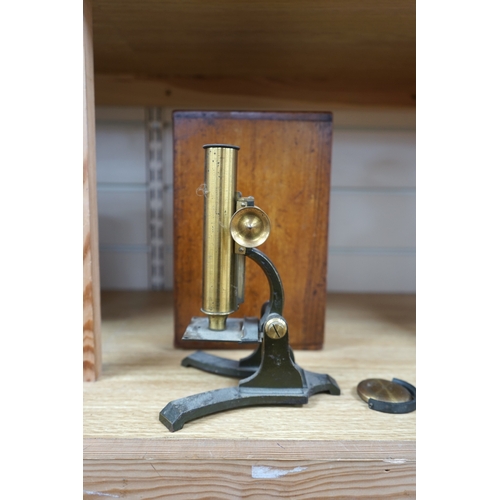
[
  {"x1": 230, "y1": 206, "x2": 271, "y2": 248},
  {"x1": 357, "y1": 379, "x2": 412, "y2": 404}
]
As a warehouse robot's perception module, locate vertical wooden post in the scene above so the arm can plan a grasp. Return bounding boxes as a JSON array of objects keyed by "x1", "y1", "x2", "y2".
[{"x1": 83, "y1": 0, "x2": 102, "y2": 381}]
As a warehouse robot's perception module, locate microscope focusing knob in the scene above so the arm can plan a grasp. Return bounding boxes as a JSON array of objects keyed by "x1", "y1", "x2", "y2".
[{"x1": 264, "y1": 316, "x2": 288, "y2": 339}]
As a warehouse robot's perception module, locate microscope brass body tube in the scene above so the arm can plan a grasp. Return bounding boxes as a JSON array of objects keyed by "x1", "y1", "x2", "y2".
[{"x1": 201, "y1": 144, "x2": 239, "y2": 330}]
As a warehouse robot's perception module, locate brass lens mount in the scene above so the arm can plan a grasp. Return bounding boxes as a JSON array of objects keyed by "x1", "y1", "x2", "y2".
[
  {"x1": 357, "y1": 378, "x2": 416, "y2": 414},
  {"x1": 230, "y1": 206, "x2": 271, "y2": 248}
]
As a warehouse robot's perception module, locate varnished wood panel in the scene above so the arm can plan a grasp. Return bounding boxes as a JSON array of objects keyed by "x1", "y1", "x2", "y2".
[
  {"x1": 173, "y1": 111, "x2": 332, "y2": 349},
  {"x1": 83, "y1": 0, "x2": 102, "y2": 381}
]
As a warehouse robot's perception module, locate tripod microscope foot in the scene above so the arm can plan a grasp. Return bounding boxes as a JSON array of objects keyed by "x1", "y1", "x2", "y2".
[
  {"x1": 159, "y1": 369, "x2": 340, "y2": 432},
  {"x1": 181, "y1": 350, "x2": 258, "y2": 378},
  {"x1": 181, "y1": 344, "x2": 295, "y2": 379},
  {"x1": 159, "y1": 386, "x2": 306, "y2": 432}
]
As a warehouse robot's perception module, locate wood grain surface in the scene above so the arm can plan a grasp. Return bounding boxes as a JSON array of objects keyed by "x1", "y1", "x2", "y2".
[
  {"x1": 173, "y1": 111, "x2": 332, "y2": 350},
  {"x1": 83, "y1": 0, "x2": 102, "y2": 382},
  {"x1": 83, "y1": 291, "x2": 416, "y2": 498},
  {"x1": 94, "y1": 74, "x2": 416, "y2": 108},
  {"x1": 91, "y1": 0, "x2": 415, "y2": 107},
  {"x1": 84, "y1": 458, "x2": 415, "y2": 499}
]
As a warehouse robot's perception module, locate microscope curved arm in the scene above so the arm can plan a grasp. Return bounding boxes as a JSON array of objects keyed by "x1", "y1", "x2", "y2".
[{"x1": 245, "y1": 247, "x2": 284, "y2": 317}]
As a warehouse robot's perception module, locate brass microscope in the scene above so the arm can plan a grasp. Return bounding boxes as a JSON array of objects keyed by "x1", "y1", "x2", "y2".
[{"x1": 160, "y1": 144, "x2": 340, "y2": 431}]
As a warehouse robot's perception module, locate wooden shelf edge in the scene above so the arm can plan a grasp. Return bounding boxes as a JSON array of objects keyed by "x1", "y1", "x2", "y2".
[
  {"x1": 84, "y1": 437, "x2": 415, "y2": 462},
  {"x1": 94, "y1": 74, "x2": 416, "y2": 109},
  {"x1": 83, "y1": 0, "x2": 102, "y2": 382}
]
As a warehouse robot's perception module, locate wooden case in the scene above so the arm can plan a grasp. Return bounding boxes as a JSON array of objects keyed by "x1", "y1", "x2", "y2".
[{"x1": 173, "y1": 111, "x2": 332, "y2": 349}]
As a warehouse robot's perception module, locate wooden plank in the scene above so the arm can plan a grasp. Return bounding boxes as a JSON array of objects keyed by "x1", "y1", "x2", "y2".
[
  {"x1": 173, "y1": 111, "x2": 332, "y2": 350},
  {"x1": 84, "y1": 458, "x2": 415, "y2": 499},
  {"x1": 83, "y1": 0, "x2": 102, "y2": 381},
  {"x1": 91, "y1": 0, "x2": 415, "y2": 106},
  {"x1": 83, "y1": 438, "x2": 416, "y2": 461},
  {"x1": 94, "y1": 74, "x2": 415, "y2": 108}
]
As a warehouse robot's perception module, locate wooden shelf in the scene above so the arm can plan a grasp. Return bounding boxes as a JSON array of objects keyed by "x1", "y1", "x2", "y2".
[
  {"x1": 92, "y1": 0, "x2": 415, "y2": 107},
  {"x1": 84, "y1": 291, "x2": 416, "y2": 498}
]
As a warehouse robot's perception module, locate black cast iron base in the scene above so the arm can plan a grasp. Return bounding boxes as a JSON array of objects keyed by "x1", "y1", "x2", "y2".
[
  {"x1": 160, "y1": 365, "x2": 340, "y2": 432},
  {"x1": 180, "y1": 348, "x2": 258, "y2": 378},
  {"x1": 159, "y1": 248, "x2": 340, "y2": 432}
]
